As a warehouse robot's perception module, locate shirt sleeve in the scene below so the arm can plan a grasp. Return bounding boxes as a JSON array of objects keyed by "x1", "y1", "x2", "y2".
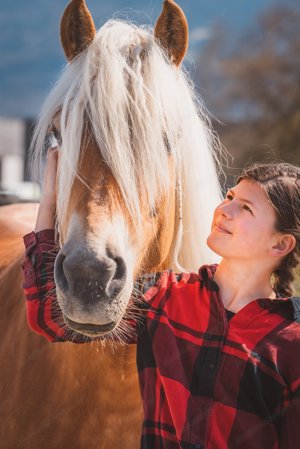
[{"x1": 22, "y1": 229, "x2": 90, "y2": 343}]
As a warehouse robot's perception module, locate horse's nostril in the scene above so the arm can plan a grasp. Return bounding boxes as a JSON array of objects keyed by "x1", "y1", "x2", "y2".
[
  {"x1": 106, "y1": 256, "x2": 127, "y2": 298},
  {"x1": 113, "y1": 257, "x2": 126, "y2": 282},
  {"x1": 54, "y1": 252, "x2": 70, "y2": 293}
]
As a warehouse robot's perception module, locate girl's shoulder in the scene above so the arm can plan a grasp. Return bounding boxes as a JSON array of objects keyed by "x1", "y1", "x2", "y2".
[
  {"x1": 290, "y1": 296, "x2": 300, "y2": 324},
  {"x1": 274, "y1": 296, "x2": 300, "y2": 328}
]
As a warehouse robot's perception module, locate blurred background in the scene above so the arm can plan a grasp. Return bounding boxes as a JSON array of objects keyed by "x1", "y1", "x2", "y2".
[{"x1": 0, "y1": 0, "x2": 299, "y2": 290}]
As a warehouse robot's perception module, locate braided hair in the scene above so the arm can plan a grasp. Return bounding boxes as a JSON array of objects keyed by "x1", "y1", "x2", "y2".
[{"x1": 237, "y1": 163, "x2": 300, "y2": 297}]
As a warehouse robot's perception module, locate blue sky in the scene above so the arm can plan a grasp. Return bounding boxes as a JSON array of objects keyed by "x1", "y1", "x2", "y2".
[{"x1": 0, "y1": 0, "x2": 292, "y2": 118}]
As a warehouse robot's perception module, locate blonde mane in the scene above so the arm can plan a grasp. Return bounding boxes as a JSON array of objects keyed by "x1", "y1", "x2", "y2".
[{"x1": 31, "y1": 19, "x2": 222, "y2": 271}]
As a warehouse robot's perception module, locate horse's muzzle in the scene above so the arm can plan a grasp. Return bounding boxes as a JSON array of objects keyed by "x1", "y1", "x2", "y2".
[{"x1": 54, "y1": 246, "x2": 127, "y2": 305}]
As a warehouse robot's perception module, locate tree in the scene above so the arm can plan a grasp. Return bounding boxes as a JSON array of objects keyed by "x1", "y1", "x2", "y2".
[{"x1": 196, "y1": 5, "x2": 300, "y2": 168}]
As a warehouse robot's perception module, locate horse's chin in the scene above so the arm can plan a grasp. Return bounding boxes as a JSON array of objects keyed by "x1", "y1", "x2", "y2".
[
  {"x1": 63, "y1": 314, "x2": 117, "y2": 337},
  {"x1": 56, "y1": 287, "x2": 130, "y2": 337}
]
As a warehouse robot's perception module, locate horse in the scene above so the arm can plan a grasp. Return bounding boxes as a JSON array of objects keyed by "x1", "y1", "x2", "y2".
[{"x1": 0, "y1": 1, "x2": 222, "y2": 448}]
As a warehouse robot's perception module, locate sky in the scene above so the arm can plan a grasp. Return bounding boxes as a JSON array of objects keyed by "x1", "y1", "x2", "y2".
[{"x1": 0, "y1": 0, "x2": 292, "y2": 118}]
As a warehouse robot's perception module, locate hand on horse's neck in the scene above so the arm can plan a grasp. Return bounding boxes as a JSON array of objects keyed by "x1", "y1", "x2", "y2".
[{"x1": 213, "y1": 259, "x2": 276, "y2": 313}]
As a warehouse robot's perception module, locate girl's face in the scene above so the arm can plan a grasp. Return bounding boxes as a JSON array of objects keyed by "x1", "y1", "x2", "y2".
[{"x1": 207, "y1": 179, "x2": 281, "y2": 263}]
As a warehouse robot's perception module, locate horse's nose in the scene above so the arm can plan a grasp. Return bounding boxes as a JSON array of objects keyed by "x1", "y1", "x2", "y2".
[{"x1": 54, "y1": 248, "x2": 127, "y2": 302}]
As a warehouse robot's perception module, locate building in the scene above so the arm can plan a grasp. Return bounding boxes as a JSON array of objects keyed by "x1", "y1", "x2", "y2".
[{"x1": 0, "y1": 117, "x2": 40, "y2": 203}]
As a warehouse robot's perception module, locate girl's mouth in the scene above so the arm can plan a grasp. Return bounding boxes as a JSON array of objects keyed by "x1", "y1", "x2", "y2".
[{"x1": 215, "y1": 224, "x2": 232, "y2": 234}]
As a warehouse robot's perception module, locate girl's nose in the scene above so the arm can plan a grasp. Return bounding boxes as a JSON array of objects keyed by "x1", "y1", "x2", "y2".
[{"x1": 219, "y1": 203, "x2": 233, "y2": 219}]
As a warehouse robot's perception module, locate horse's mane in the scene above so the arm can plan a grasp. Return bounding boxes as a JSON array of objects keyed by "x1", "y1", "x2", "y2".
[{"x1": 31, "y1": 19, "x2": 222, "y2": 271}]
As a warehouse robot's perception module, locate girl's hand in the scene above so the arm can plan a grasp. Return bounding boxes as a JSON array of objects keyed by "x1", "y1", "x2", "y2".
[{"x1": 35, "y1": 148, "x2": 58, "y2": 232}]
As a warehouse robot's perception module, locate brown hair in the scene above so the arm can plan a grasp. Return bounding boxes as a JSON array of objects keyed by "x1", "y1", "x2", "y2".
[{"x1": 237, "y1": 162, "x2": 300, "y2": 297}]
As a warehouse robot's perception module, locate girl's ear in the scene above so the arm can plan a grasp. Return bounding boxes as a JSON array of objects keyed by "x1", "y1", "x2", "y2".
[
  {"x1": 154, "y1": 0, "x2": 189, "y2": 67},
  {"x1": 61, "y1": 0, "x2": 96, "y2": 62},
  {"x1": 271, "y1": 234, "x2": 296, "y2": 258}
]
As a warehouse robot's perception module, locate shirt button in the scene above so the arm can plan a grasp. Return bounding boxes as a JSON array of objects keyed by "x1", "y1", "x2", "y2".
[{"x1": 209, "y1": 363, "x2": 215, "y2": 370}]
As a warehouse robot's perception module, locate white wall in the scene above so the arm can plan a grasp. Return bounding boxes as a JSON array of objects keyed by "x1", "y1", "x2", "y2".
[
  {"x1": 0, "y1": 118, "x2": 25, "y2": 188},
  {"x1": 0, "y1": 118, "x2": 25, "y2": 156},
  {"x1": 0, "y1": 118, "x2": 40, "y2": 199}
]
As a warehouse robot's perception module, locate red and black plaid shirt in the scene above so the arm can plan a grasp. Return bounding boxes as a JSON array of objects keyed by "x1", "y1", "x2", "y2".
[{"x1": 22, "y1": 230, "x2": 300, "y2": 449}]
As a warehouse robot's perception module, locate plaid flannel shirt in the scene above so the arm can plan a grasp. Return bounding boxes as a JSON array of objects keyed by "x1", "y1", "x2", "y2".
[{"x1": 22, "y1": 230, "x2": 300, "y2": 449}]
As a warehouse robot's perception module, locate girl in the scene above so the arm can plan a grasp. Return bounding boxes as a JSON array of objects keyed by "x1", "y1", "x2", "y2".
[{"x1": 23, "y1": 151, "x2": 300, "y2": 449}]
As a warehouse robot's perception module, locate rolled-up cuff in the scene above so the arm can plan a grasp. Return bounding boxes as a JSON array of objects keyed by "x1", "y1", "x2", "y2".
[
  {"x1": 23, "y1": 229, "x2": 55, "y2": 248},
  {"x1": 22, "y1": 229, "x2": 57, "y2": 288}
]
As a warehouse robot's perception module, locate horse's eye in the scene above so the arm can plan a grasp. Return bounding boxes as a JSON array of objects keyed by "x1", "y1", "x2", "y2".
[{"x1": 51, "y1": 126, "x2": 62, "y2": 147}]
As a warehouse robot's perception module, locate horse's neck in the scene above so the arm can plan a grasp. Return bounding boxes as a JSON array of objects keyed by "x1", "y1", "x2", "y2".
[
  {"x1": 141, "y1": 249, "x2": 175, "y2": 275},
  {"x1": 157, "y1": 254, "x2": 175, "y2": 272}
]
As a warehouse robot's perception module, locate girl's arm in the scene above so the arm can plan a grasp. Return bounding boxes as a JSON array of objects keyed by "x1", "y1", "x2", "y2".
[{"x1": 34, "y1": 148, "x2": 57, "y2": 232}]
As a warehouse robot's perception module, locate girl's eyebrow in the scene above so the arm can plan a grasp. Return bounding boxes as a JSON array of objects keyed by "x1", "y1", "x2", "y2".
[{"x1": 227, "y1": 189, "x2": 257, "y2": 209}]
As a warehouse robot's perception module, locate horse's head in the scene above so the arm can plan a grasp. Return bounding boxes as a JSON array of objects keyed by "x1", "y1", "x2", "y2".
[{"x1": 32, "y1": 0, "x2": 221, "y2": 339}]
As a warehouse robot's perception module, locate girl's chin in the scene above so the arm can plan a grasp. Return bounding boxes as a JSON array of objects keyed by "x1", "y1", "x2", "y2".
[{"x1": 206, "y1": 235, "x2": 229, "y2": 258}]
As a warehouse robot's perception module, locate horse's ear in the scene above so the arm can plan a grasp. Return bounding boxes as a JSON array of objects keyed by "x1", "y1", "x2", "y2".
[
  {"x1": 154, "y1": 0, "x2": 188, "y2": 67},
  {"x1": 60, "y1": 0, "x2": 96, "y2": 61}
]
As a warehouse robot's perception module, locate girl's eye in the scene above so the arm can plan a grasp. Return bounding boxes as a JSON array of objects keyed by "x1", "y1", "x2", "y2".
[
  {"x1": 243, "y1": 204, "x2": 253, "y2": 214},
  {"x1": 225, "y1": 193, "x2": 253, "y2": 214}
]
